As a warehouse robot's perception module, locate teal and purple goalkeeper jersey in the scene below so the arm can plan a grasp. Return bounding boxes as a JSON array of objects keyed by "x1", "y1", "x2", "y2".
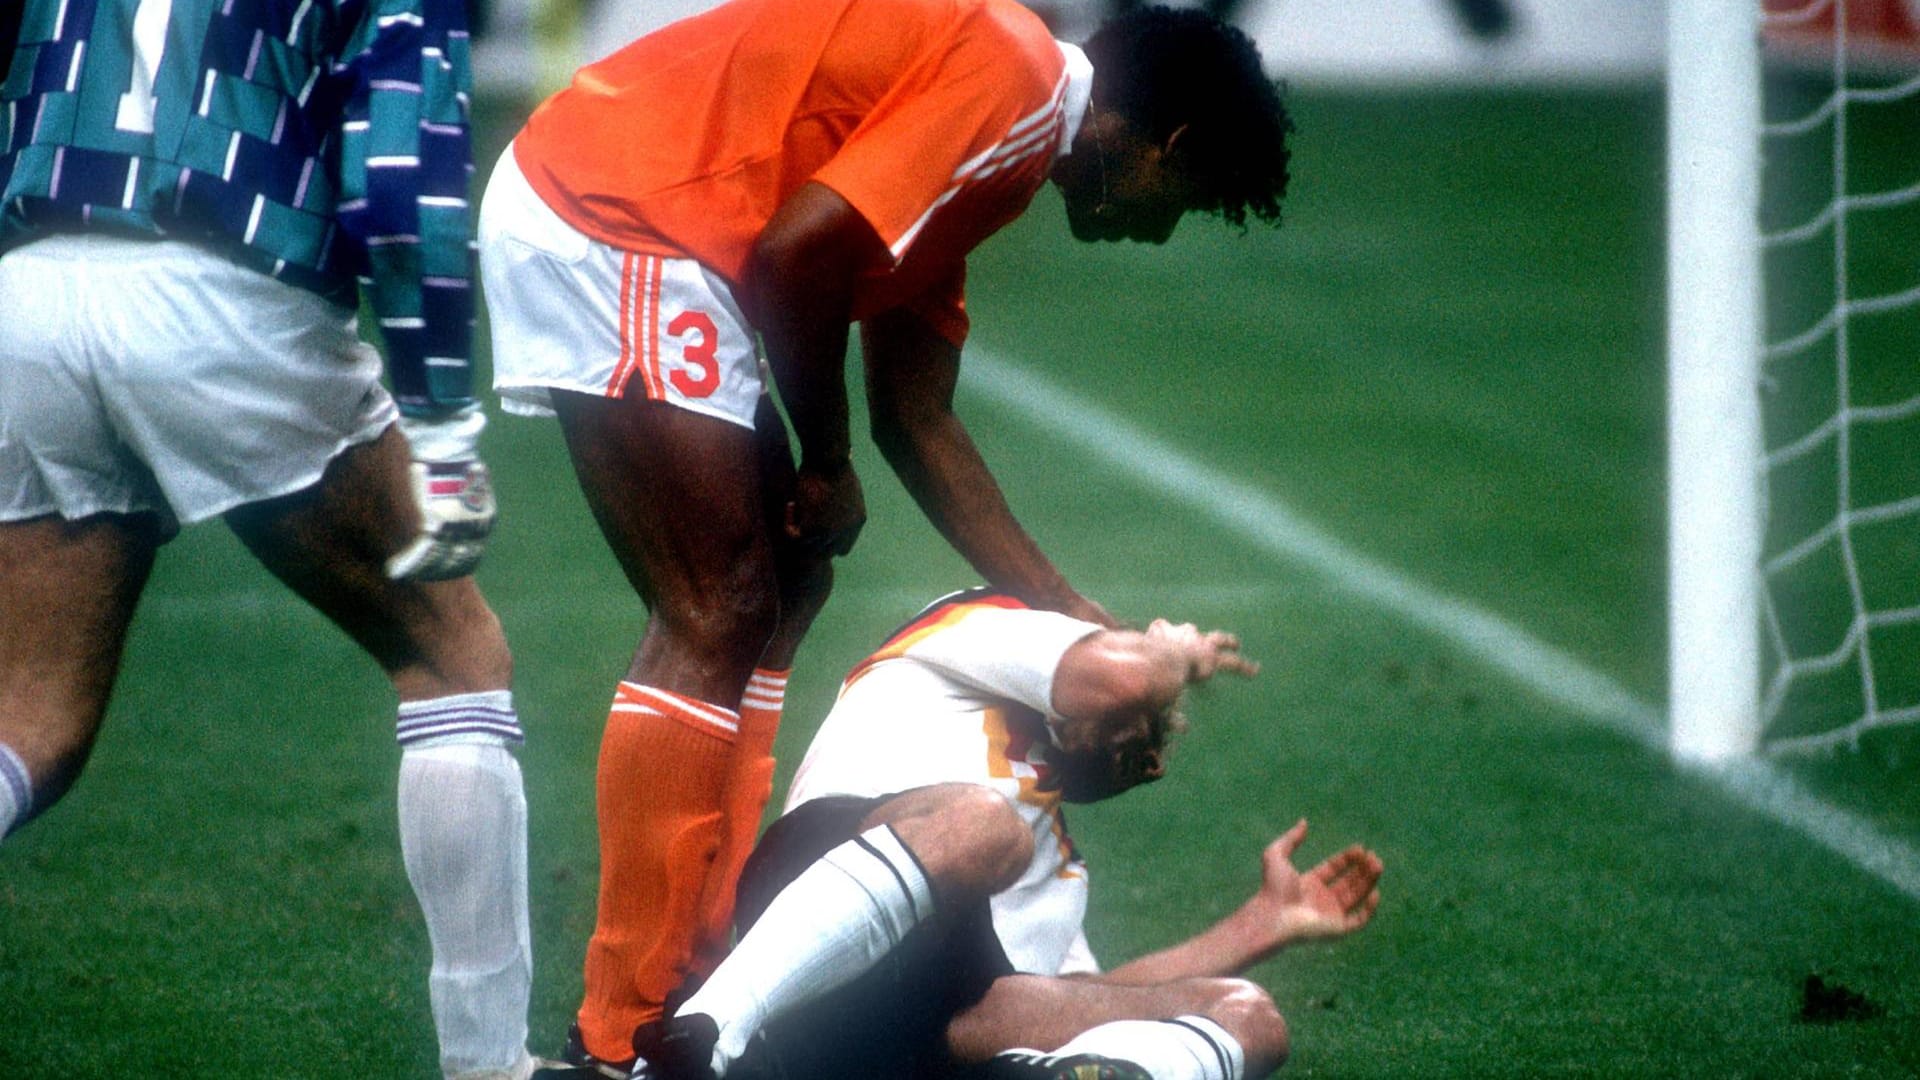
[{"x1": 0, "y1": 0, "x2": 476, "y2": 415}]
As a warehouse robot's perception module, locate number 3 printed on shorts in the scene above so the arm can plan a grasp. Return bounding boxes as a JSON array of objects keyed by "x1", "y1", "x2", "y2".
[{"x1": 667, "y1": 310, "x2": 720, "y2": 398}]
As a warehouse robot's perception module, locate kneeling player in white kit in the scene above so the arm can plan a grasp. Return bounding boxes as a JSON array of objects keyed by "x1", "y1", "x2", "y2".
[{"x1": 591, "y1": 589, "x2": 1383, "y2": 1080}]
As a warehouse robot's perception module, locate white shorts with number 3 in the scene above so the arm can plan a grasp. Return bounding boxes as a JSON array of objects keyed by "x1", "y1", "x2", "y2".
[{"x1": 478, "y1": 146, "x2": 763, "y2": 429}]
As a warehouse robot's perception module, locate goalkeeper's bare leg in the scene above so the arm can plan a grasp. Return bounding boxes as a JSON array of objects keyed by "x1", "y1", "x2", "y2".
[
  {"x1": 0, "y1": 426, "x2": 535, "y2": 1080},
  {"x1": 226, "y1": 423, "x2": 534, "y2": 1080},
  {"x1": 0, "y1": 511, "x2": 160, "y2": 835}
]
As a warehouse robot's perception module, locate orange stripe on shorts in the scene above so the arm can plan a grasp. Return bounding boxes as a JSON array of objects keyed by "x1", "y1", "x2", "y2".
[
  {"x1": 637, "y1": 255, "x2": 666, "y2": 400},
  {"x1": 610, "y1": 252, "x2": 637, "y2": 396}
]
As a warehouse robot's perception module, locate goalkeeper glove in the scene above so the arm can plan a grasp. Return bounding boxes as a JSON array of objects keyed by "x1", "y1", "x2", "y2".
[{"x1": 386, "y1": 404, "x2": 496, "y2": 581}]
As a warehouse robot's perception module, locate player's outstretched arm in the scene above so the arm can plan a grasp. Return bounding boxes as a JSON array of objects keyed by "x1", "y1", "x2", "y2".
[
  {"x1": 1092, "y1": 819, "x2": 1382, "y2": 987},
  {"x1": 863, "y1": 307, "x2": 1115, "y2": 627}
]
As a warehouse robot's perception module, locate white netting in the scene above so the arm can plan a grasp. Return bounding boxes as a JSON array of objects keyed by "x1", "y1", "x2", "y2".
[{"x1": 1758, "y1": 0, "x2": 1920, "y2": 755}]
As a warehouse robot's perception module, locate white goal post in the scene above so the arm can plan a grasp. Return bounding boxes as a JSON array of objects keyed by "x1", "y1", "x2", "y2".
[
  {"x1": 1667, "y1": 0, "x2": 1766, "y2": 761},
  {"x1": 1669, "y1": 0, "x2": 1920, "y2": 761}
]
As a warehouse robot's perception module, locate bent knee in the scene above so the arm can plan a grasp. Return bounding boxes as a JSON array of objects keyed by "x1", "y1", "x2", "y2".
[
  {"x1": 944, "y1": 783, "x2": 1033, "y2": 883},
  {"x1": 1202, "y1": 978, "x2": 1288, "y2": 1072},
  {"x1": 886, "y1": 784, "x2": 1033, "y2": 900}
]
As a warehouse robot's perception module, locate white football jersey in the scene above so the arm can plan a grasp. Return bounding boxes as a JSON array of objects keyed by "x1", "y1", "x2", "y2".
[{"x1": 785, "y1": 590, "x2": 1105, "y2": 977}]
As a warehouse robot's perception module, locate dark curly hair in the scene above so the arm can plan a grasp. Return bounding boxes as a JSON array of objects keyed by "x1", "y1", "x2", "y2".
[{"x1": 1082, "y1": 7, "x2": 1294, "y2": 228}]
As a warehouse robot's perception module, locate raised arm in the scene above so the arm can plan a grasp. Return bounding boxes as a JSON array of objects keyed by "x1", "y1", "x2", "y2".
[
  {"x1": 1095, "y1": 820, "x2": 1383, "y2": 986},
  {"x1": 1049, "y1": 619, "x2": 1258, "y2": 731},
  {"x1": 862, "y1": 307, "x2": 1116, "y2": 627},
  {"x1": 743, "y1": 181, "x2": 887, "y2": 557}
]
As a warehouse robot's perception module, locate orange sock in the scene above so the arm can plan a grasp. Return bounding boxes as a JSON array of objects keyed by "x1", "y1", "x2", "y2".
[
  {"x1": 691, "y1": 668, "x2": 788, "y2": 980},
  {"x1": 577, "y1": 682, "x2": 739, "y2": 1062}
]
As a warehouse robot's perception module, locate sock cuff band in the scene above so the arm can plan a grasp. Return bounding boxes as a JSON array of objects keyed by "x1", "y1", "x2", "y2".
[
  {"x1": 824, "y1": 825, "x2": 935, "y2": 938},
  {"x1": 1167, "y1": 1014, "x2": 1245, "y2": 1080},
  {"x1": 397, "y1": 690, "x2": 523, "y2": 747},
  {"x1": 741, "y1": 669, "x2": 788, "y2": 713},
  {"x1": 614, "y1": 681, "x2": 741, "y2": 742}
]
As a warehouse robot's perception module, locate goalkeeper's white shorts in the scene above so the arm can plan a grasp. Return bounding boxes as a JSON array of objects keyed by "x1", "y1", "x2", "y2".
[
  {"x1": 0, "y1": 233, "x2": 397, "y2": 530},
  {"x1": 478, "y1": 145, "x2": 763, "y2": 431}
]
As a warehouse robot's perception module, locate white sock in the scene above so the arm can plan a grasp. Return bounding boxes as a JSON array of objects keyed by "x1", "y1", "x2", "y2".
[
  {"x1": 0, "y1": 742, "x2": 31, "y2": 839},
  {"x1": 1010, "y1": 1015, "x2": 1246, "y2": 1080},
  {"x1": 397, "y1": 692, "x2": 532, "y2": 1080},
  {"x1": 677, "y1": 825, "x2": 934, "y2": 1074}
]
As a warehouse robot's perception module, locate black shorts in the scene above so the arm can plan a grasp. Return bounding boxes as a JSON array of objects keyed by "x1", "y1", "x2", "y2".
[{"x1": 729, "y1": 795, "x2": 1016, "y2": 1080}]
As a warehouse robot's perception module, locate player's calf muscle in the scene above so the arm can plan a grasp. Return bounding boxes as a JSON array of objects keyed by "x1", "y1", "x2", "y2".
[{"x1": 388, "y1": 583, "x2": 512, "y2": 698}]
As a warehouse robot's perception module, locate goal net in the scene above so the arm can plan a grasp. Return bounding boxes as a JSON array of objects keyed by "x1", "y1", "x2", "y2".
[
  {"x1": 1755, "y1": 0, "x2": 1920, "y2": 757},
  {"x1": 1667, "y1": 0, "x2": 1920, "y2": 761}
]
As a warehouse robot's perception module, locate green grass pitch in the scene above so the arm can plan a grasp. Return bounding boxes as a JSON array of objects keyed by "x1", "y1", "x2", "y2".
[{"x1": 3, "y1": 83, "x2": 1918, "y2": 1076}]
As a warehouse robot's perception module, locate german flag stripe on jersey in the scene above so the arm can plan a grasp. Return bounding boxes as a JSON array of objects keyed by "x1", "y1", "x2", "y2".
[{"x1": 982, "y1": 704, "x2": 1080, "y2": 872}]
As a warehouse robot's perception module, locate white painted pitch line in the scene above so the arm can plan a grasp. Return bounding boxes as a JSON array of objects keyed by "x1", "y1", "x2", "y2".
[{"x1": 960, "y1": 345, "x2": 1920, "y2": 904}]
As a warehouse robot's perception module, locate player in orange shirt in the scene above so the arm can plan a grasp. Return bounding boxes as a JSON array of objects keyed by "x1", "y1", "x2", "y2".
[{"x1": 477, "y1": 0, "x2": 1293, "y2": 1071}]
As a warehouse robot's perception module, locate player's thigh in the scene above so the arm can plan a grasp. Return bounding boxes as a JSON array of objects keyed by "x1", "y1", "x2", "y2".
[
  {"x1": 0, "y1": 513, "x2": 161, "y2": 773},
  {"x1": 737, "y1": 787, "x2": 1027, "y2": 922},
  {"x1": 483, "y1": 144, "x2": 773, "y2": 621},
  {"x1": 752, "y1": 394, "x2": 799, "y2": 535},
  {"x1": 223, "y1": 425, "x2": 509, "y2": 692},
  {"x1": 552, "y1": 388, "x2": 773, "y2": 621},
  {"x1": 857, "y1": 784, "x2": 1033, "y2": 899}
]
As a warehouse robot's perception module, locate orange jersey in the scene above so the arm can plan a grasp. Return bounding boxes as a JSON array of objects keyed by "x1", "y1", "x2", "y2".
[{"x1": 510, "y1": 0, "x2": 1081, "y2": 345}]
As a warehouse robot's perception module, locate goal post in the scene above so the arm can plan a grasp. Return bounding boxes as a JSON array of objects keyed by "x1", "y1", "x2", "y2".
[
  {"x1": 1667, "y1": 0, "x2": 1766, "y2": 761},
  {"x1": 1672, "y1": 1, "x2": 1920, "y2": 761}
]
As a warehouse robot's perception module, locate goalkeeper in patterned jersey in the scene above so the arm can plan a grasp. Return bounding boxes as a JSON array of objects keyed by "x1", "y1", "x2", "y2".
[
  {"x1": 0, "y1": 2, "x2": 535, "y2": 1078},
  {"x1": 553, "y1": 589, "x2": 1383, "y2": 1080}
]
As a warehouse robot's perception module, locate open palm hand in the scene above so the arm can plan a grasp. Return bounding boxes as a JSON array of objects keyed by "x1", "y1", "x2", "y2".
[{"x1": 1260, "y1": 819, "x2": 1384, "y2": 944}]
